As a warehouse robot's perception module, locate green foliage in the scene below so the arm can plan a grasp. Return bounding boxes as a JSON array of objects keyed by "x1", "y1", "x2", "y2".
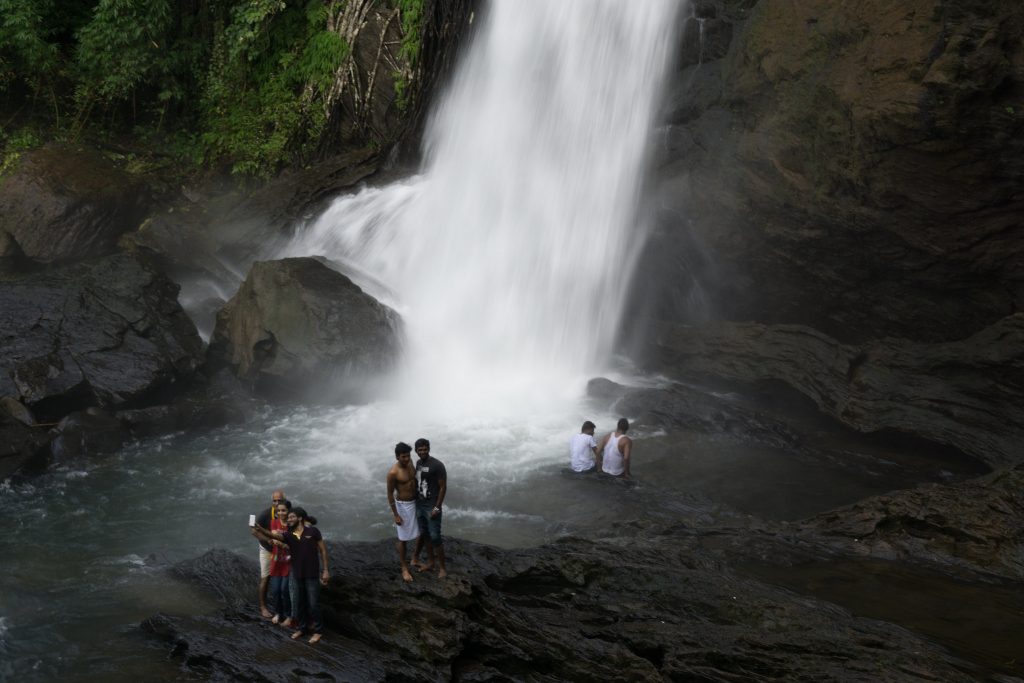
[
  {"x1": 200, "y1": 0, "x2": 349, "y2": 177},
  {"x1": 0, "y1": 0, "x2": 357, "y2": 178},
  {"x1": 0, "y1": 126, "x2": 42, "y2": 178},
  {"x1": 398, "y1": 0, "x2": 424, "y2": 69},
  {"x1": 394, "y1": 0, "x2": 424, "y2": 110},
  {"x1": 74, "y1": 0, "x2": 173, "y2": 103},
  {"x1": 0, "y1": 0, "x2": 65, "y2": 96}
]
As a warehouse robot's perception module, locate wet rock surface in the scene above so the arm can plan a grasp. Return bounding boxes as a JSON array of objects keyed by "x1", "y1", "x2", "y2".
[
  {"x1": 644, "y1": 0, "x2": 1024, "y2": 343},
  {"x1": 149, "y1": 527, "x2": 993, "y2": 682},
  {"x1": 629, "y1": 0, "x2": 1024, "y2": 476},
  {"x1": 0, "y1": 252, "x2": 204, "y2": 419},
  {"x1": 803, "y1": 464, "x2": 1024, "y2": 582},
  {"x1": 208, "y1": 257, "x2": 402, "y2": 402},
  {"x1": 651, "y1": 317, "x2": 1024, "y2": 468},
  {"x1": 0, "y1": 144, "x2": 152, "y2": 265}
]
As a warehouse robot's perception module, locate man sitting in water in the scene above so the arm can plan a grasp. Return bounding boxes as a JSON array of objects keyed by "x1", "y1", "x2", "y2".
[
  {"x1": 569, "y1": 420, "x2": 599, "y2": 472},
  {"x1": 387, "y1": 442, "x2": 420, "y2": 582},
  {"x1": 252, "y1": 507, "x2": 329, "y2": 644},
  {"x1": 597, "y1": 418, "x2": 633, "y2": 479}
]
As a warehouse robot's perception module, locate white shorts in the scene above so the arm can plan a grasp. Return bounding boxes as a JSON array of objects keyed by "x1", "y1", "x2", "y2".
[
  {"x1": 395, "y1": 500, "x2": 420, "y2": 542},
  {"x1": 259, "y1": 546, "x2": 273, "y2": 578}
]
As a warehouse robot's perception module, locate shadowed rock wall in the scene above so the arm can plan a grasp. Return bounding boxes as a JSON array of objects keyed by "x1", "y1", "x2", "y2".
[{"x1": 635, "y1": 0, "x2": 1024, "y2": 462}]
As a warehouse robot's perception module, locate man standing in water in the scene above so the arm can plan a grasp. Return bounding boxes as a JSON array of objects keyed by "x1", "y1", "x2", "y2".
[
  {"x1": 252, "y1": 507, "x2": 329, "y2": 644},
  {"x1": 387, "y1": 442, "x2": 420, "y2": 582},
  {"x1": 569, "y1": 420, "x2": 599, "y2": 472},
  {"x1": 256, "y1": 489, "x2": 287, "y2": 618},
  {"x1": 411, "y1": 438, "x2": 447, "y2": 578},
  {"x1": 598, "y1": 418, "x2": 633, "y2": 479}
]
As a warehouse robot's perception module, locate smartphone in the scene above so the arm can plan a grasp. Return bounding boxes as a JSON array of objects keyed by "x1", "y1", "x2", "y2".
[{"x1": 248, "y1": 514, "x2": 256, "y2": 527}]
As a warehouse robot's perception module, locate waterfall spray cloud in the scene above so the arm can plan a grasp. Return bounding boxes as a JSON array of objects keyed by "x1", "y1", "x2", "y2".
[{"x1": 285, "y1": 1, "x2": 680, "y2": 417}]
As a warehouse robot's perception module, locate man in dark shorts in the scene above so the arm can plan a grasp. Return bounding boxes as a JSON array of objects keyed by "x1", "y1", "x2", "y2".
[
  {"x1": 387, "y1": 442, "x2": 420, "y2": 582},
  {"x1": 411, "y1": 438, "x2": 447, "y2": 578},
  {"x1": 256, "y1": 489, "x2": 286, "y2": 618},
  {"x1": 252, "y1": 507, "x2": 329, "y2": 644}
]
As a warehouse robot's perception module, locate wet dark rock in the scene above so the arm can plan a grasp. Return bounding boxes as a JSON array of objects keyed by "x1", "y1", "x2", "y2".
[
  {"x1": 628, "y1": 0, "x2": 1024, "y2": 475},
  {"x1": 643, "y1": 1, "x2": 1024, "y2": 343},
  {"x1": 0, "y1": 252, "x2": 204, "y2": 422},
  {"x1": 804, "y1": 464, "x2": 1024, "y2": 582},
  {"x1": 0, "y1": 411, "x2": 49, "y2": 481},
  {"x1": 585, "y1": 376, "x2": 629, "y2": 403},
  {"x1": 50, "y1": 407, "x2": 124, "y2": 459},
  {"x1": 594, "y1": 379, "x2": 802, "y2": 452},
  {"x1": 150, "y1": 533, "x2": 981, "y2": 682},
  {"x1": 653, "y1": 316, "x2": 1024, "y2": 467},
  {"x1": 208, "y1": 257, "x2": 402, "y2": 402},
  {"x1": 0, "y1": 144, "x2": 152, "y2": 265},
  {"x1": 0, "y1": 396, "x2": 35, "y2": 426},
  {"x1": 116, "y1": 369, "x2": 261, "y2": 438},
  {"x1": 123, "y1": 148, "x2": 385, "y2": 334}
]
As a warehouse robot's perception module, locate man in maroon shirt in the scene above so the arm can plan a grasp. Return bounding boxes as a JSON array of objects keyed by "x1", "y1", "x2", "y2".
[{"x1": 252, "y1": 507, "x2": 329, "y2": 643}]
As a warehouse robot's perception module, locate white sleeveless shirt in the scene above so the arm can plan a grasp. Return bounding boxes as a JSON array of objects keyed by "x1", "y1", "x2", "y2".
[{"x1": 602, "y1": 433, "x2": 626, "y2": 475}]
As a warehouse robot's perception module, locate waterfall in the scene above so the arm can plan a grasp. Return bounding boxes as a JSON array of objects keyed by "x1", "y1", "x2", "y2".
[{"x1": 285, "y1": 1, "x2": 680, "y2": 417}]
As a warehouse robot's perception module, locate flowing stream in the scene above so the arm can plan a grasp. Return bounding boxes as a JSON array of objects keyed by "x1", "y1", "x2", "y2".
[{"x1": 3, "y1": 2, "x2": 683, "y2": 680}]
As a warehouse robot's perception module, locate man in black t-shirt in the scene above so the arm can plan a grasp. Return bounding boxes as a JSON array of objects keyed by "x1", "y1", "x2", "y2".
[
  {"x1": 252, "y1": 507, "x2": 329, "y2": 644},
  {"x1": 411, "y1": 438, "x2": 448, "y2": 578}
]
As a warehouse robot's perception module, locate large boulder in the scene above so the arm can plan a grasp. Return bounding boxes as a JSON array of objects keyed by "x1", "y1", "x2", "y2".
[
  {"x1": 0, "y1": 144, "x2": 152, "y2": 265},
  {"x1": 209, "y1": 257, "x2": 402, "y2": 401},
  {"x1": 0, "y1": 252, "x2": 204, "y2": 420},
  {"x1": 654, "y1": 314, "x2": 1024, "y2": 467}
]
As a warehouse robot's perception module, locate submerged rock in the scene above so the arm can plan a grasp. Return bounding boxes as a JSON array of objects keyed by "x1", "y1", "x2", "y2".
[
  {"x1": 115, "y1": 369, "x2": 261, "y2": 438},
  {"x1": 50, "y1": 407, "x2": 124, "y2": 459},
  {"x1": 209, "y1": 257, "x2": 402, "y2": 402},
  {"x1": 0, "y1": 410, "x2": 49, "y2": 481}
]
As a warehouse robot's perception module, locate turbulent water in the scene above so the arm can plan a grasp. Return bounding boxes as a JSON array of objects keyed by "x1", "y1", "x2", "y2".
[
  {"x1": 284, "y1": 0, "x2": 679, "y2": 417},
  {"x1": 3, "y1": 2, "x2": 683, "y2": 680}
]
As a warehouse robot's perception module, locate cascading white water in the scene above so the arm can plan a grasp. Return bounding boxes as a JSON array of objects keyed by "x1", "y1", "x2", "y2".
[{"x1": 285, "y1": 0, "x2": 680, "y2": 417}]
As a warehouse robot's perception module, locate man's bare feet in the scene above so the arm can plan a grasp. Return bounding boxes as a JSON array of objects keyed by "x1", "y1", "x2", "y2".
[
  {"x1": 280, "y1": 618, "x2": 294, "y2": 629},
  {"x1": 416, "y1": 562, "x2": 434, "y2": 573},
  {"x1": 308, "y1": 633, "x2": 322, "y2": 644},
  {"x1": 290, "y1": 630, "x2": 304, "y2": 640},
  {"x1": 401, "y1": 568, "x2": 414, "y2": 582},
  {"x1": 437, "y1": 567, "x2": 447, "y2": 579},
  {"x1": 260, "y1": 607, "x2": 273, "y2": 618},
  {"x1": 271, "y1": 614, "x2": 280, "y2": 624}
]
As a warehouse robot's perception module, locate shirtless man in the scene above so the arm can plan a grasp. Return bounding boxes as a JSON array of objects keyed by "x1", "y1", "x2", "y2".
[
  {"x1": 597, "y1": 418, "x2": 633, "y2": 479},
  {"x1": 386, "y1": 442, "x2": 420, "y2": 582}
]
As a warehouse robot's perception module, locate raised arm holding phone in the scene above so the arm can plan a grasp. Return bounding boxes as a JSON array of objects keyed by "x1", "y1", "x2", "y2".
[{"x1": 251, "y1": 506, "x2": 329, "y2": 644}]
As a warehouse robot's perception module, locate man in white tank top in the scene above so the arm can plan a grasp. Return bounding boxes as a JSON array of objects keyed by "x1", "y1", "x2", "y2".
[{"x1": 598, "y1": 418, "x2": 633, "y2": 478}]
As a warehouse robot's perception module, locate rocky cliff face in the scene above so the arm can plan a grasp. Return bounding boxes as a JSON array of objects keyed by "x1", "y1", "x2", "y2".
[{"x1": 636, "y1": 0, "x2": 1024, "y2": 462}]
